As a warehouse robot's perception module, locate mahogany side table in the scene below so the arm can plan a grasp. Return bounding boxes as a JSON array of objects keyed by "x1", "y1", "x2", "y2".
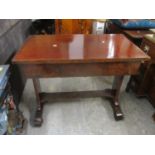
[{"x1": 13, "y1": 34, "x2": 149, "y2": 126}]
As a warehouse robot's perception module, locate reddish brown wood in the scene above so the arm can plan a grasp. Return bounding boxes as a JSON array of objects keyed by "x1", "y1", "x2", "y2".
[
  {"x1": 55, "y1": 19, "x2": 93, "y2": 34},
  {"x1": 20, "y1": 62, "x2": 140, "y2": 78},
  {"x1": 13, "y1": 34, "x2": 149, "y2": 64},
  {"x1": 111, "y1": 76, "x2": 124, "y2": 120},
  {"x1": 12, "y1": 34, "x2": 150, "y2": 126},
  {"x1": 39, "y1": 89, "x2": 114, "y2": 103}
]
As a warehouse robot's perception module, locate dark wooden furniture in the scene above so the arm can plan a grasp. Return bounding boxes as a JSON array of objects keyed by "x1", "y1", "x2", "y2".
[
  {"x1": 55, "y1": 19, "x2": 93, "y2": 34},
  {"x1": 29, "y1": 19, "x2": 55, "y2": 35},
  {"x1": 12, "y1": 34, "x2": 149, "y2": 126},
  {"x1": 126, "y1": 35, "x2": 155, "y2": 96},
  {"x1": 105, "y1": 20, "x2": 122, "y2": 34},
  {"x1": 126, "y1": 34, "x2": 155, "y2": 120},
  {"x1": 123, "y1": 30, "x2": 155, "y2": 47},
  {"x1": 124, "y1": 30, "x2": 154, "y2": 39}
]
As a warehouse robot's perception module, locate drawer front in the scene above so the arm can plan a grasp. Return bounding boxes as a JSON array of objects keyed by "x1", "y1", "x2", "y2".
[{"x1": 20, "y1": 62, "x2": 140, "y2": 78}]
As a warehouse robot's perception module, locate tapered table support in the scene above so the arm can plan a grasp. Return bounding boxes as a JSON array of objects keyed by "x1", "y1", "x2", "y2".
[
  {"x1": 111, "y1": 76, "x2": 124, "y2": 120},
  {"x1": 32, "y1": 78, "x2": 43, "y2": 126}
]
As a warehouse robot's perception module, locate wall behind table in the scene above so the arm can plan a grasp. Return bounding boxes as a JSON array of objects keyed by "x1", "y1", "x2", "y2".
[
  {"x1": 0, "y1": 19, "x2": 31, "y2": 64},
  {"x1": 0, "y1": 19, "x2": 32, "y2": 107}
]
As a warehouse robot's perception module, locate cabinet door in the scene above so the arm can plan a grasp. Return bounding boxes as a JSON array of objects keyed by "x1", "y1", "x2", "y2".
[
  {"x1": 55, "y1": 19, "x2": 93, "y2": 34},
  {"x1": 55, "y1": 19, "x2": 73, "y2": 34},
  {"x1": 141, "y1": 39, "x2": 155, "y2": 61},
  {"x1": 77, "y1": 19, "x2": 92, "y2": 34}
]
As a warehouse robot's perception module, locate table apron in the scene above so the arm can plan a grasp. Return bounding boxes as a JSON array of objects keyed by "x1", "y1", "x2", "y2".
[{"x1": 19, "y1": 62, "x2": 141, "y2": 78}]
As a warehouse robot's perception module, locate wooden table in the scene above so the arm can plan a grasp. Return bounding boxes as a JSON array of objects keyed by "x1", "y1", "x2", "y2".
[{"x1": 13, "y1": 34, "x2": 149, "y2": 126}]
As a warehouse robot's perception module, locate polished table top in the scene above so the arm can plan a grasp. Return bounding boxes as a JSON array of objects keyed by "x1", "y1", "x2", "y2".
[{"x1": 13, "y1": 34, "x2": 149, "y2": 64}]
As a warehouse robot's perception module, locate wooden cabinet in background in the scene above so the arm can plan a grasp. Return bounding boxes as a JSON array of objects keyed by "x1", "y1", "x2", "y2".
[
  {"x1": 126, "y1": 35, "x2": 155, "y2": 106},
  {"x1": 55, "y1": 19, "x2": 93, "y2": 34}
]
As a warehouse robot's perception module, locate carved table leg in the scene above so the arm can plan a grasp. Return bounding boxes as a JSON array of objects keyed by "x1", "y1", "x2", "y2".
[
  {"x1": 32, "y1": 78, "x2": 43, "y2": 126},
  {"x1": 111, "y1": 76, "x2": 124, "y2": 120}
]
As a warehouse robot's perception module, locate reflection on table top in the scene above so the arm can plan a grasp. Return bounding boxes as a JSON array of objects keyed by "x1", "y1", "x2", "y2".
[{"x1": 13, "y1": 34, "x2": 150, "y2": 64}]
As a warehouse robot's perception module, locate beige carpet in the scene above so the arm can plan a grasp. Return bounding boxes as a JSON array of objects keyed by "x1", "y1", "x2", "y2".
[{"x1": 19, "y1": 76, "x2": 155, "y2": 134}]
